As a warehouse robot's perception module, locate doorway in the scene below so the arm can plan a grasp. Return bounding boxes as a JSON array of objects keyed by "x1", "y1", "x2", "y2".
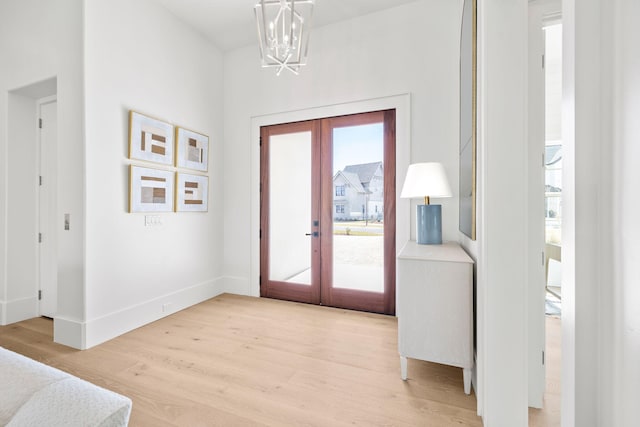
[
  {"x1": 542, "y1": 21, "x2": 563, "y2": 316},
  {"x1": 4, "y1": 78, "x2": 57, "y2": 326},
  {"x1": 527, "y1": 0, "x2": 562, "y2": 419},
  {"x1": 260, "y1": 110, "x2": 396, "y2": 315}
]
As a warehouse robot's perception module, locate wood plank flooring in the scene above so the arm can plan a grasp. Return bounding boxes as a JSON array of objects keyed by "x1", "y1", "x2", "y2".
[{"x1": 0, "y1": 294, "x2": 482, "y2": 426}]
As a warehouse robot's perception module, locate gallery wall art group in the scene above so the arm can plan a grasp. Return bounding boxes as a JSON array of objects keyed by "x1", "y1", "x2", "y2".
[{"x1": 128, "y1": 111, "x2": 209, "y2": 213}]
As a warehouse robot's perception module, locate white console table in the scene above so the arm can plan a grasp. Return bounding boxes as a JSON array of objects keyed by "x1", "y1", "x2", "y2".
[{"x1": 397, "y1": 240, "x2": 474, "y2": 394}]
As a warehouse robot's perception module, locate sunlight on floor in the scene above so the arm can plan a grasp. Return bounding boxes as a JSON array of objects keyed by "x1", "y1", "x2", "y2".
[{"x1": 285, "y1": 235, "x2": 384, "y2": 292}]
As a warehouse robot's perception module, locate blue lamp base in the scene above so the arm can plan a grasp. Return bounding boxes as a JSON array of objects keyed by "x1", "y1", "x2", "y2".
[{"x1": 416, "y1": 204, "x2": 442, "y2": 244}]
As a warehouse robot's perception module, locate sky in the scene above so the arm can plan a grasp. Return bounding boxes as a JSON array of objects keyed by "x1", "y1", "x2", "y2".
[{"x1": 332, "y1": 123, "x2": 384, "y2": 174}]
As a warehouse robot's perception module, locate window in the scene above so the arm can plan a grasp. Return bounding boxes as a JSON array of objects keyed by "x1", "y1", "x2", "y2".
[
  {"x1": 335, "y1": 185, "x2": 345, "y2": 196},
  {"x1": 544, "y1": 24, "x2": 562, "y2": 245},
  {"x1": 336, "y1": 204, "x2": 345, "y2": 214},
  {"x1": 545, "y1": 144, "x2": 562, "y2": 244}
]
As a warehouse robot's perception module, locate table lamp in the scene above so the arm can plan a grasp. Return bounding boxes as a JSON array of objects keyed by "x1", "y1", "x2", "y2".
[{"x1": 400, "y1": 162, "x2": 452, "y2": 244}]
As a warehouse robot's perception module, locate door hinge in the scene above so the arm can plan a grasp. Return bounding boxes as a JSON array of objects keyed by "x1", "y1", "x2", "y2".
[
  {"x1": 259, "y1": 229, "x2": 262, "y2": 239},
  {"x1": 38, "y1": 233, "x2": 42, "y2": 243},
  {"x1": 542, "y1": 350, "x2": 545, "y2": 365},
  {"x1": 542, "y1": 54, "x2": 545, "y2": 69},
  {"x1": 542, "y1": 152, "x2": 545, "y2": 168},
  {"x1": 38, "y1": 290, "x2": 42, "y2": 300},
  {"x1": 259, "y1": 275, "x2": 262, "y2": 286},
  {"x1": 39, "y1": 175, "x2": 43, "y2": 186},
  {"x1": 39, "y1": 118, "x2": 43, "y2": 129},
  {"x1": 542, "y1": 251, "x2": 545, "y2": 265},
  {"x1": 259, "y1": 136, "x2": 262, "y2": 147}
]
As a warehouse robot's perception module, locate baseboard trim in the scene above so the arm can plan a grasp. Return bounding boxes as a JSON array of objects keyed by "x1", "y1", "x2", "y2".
[
  {"x1": 54, "y1": 316, "x2": 86, "y2": 349},
  {"x1": 0, "y1": 296, "x2": 38, "y2": 325},
  {"x1": 54, "y1": 277, "x2": 225, "y2": 350}
]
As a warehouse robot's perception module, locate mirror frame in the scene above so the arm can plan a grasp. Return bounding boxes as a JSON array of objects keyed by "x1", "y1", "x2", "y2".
[{"x1": 459, "y1": 0, "x2": 477, "y2": 240}]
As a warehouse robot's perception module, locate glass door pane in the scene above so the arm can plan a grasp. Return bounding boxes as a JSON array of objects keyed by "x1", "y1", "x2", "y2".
[
  {"x1": 331, "y1": 123, "x2": 385, "y2": 293},
  {"x1": 268, "y1": 131, "x2": 312, "y2": 285}
]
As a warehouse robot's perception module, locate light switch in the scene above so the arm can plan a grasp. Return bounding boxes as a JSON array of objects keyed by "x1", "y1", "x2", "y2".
[{"x1": 145, "y1": 215, "x2": 163, "y2": 226}]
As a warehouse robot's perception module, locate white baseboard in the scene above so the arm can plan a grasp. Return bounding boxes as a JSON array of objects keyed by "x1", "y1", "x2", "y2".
[
  {"x1": 223, "y1": 276, "x2": 251, "y2": 296},
  {"x1": 54, "y1": 316, "x2": 85, "y2": 349},
  {"x1": 54, "y1": 277, "x2": 225, "y2": 350},
  {"x1": 0, "y1": 296, "x2": 38, "y2": 325}
]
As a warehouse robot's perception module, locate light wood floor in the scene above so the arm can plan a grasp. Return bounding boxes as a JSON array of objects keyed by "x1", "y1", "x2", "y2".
[{"x1": 0, "y1": 294, "x2": 482, "y2": 426}]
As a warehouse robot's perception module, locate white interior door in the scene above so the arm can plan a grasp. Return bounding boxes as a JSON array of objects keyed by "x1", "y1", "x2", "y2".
[
  {"x1": 528, "y1": 0, "x2": 561, "y2": 408},
  {"x1": 528, "y1": 1, "x2": 547, "y2": 409},
  {"x1": 38, "y1": 99, "x2": 57, "y2": 317}
]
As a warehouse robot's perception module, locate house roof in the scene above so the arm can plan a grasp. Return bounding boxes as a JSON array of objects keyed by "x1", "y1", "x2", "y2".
[
  {"x1": 334, "y1": 171, "x2": 366, "y2": 193},
  {"x1": 343, "y1": 162, "x2": 383, "y2": 184}
]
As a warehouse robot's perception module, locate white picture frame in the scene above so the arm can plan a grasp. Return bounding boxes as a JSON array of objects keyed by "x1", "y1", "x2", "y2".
[
  {"x1": 176, "y1": 173, "x2": 208, "y2": 212},
  {"x1": 175, "y1": 127, "x2": 209, "y2": 172},
  {"x1": 130, "y1": 165, "x2": 175, "y2": 212},
  {"x1": 129, "y1": 111, "x2": 175, "y2": 166}
]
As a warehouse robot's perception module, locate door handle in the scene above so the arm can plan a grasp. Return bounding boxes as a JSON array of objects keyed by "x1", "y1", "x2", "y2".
[{"x1": 305, "y1": 232, "x2": 319, "y2": 237}]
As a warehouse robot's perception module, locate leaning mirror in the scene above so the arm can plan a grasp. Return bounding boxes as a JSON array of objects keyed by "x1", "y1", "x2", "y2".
[{"x1": 459, "y1": 0, "x2": 477, "y2": 240}]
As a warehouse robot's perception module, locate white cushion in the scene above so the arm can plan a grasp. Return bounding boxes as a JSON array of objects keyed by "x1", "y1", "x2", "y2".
[
  {"x1": 0, "y1": 347, "x2": 67, "y2": 425},
  {"x1": 0, "y1": 346, "x2": 132, "y2": 427},
  {"x1": 7, "y1": 378, "x2": 132, "y2": 427}
]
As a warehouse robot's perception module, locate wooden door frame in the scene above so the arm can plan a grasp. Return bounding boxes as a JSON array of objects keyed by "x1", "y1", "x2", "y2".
[
  {"x1": 260, "y1": 120, "x2": 321, "y2": 304},
  {"x1": 319, "y1": 110, "x2": 396, "y2": 314},
  {"x1": 260, "y1": 110, "x2": 396, "y2": 315},
  {"x1": 249, "y1": 95, "x2": 412, "y2": 307}
]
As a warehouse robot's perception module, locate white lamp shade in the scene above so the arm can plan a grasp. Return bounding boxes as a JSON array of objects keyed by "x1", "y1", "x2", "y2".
[{"x1": 400, "y1": 162, "x2": 452, "y2": 199}]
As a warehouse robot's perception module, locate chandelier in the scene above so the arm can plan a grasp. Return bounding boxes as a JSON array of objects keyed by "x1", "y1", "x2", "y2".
[{"x1": 254, "y1": 0, "x2": 315, "y2": 76}]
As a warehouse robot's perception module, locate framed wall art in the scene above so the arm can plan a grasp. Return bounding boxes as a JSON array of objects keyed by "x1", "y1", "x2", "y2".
[
  {"x1": 129, "y1": 111, "x2": 175, "y2": 166},
  {"x1": 129, "y1": 165, "x2": 175, "y2": 212},
  {"x1": 175, "y1": 127, "x2": 209, "y2": 172},
  {"x1": 176, "y1": 173, "x2": 208, "y2": 212}
]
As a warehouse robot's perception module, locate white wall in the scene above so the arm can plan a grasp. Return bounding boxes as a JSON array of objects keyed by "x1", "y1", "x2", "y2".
[
  {"x1": 0, "y1": 0, "x2": 84, "y2": 330},
  {"x1": 614, "y1": 3, "x2": 640, "y2": 424},
  {"x1": 468, "y1": 0, "x2": 640, "y2": 423},
  {"x1": 563, "y1": 0, "x2": 603, "y2": 424},
  {"x1": 459, "y1": 0, "x2": 531, "y2": 422},
  {"x1": 474, "y1": 0, "x2": 530, "y2": 424},
  {"x1": 605, "y1": 0, "x2": 640, "y2": 425},
  {"x1": 82, "y1": 0, "x2": 225, "y2": 348},
  {"x1": 561, "y1": 0, "x2": 640, "y2": 424},
  {"x1": 223, "y1": 0, "x2": 461, "y2": 294}
]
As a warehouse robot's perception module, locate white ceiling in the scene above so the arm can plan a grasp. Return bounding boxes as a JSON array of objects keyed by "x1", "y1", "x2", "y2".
[{"x1": 155, "y1": 0, "x2": 419, "y2": 51}]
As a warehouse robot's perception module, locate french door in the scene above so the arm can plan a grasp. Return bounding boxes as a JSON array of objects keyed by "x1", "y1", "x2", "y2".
[{"x1": 260, "y1": 110, "x2": 396, "y2": 315}]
